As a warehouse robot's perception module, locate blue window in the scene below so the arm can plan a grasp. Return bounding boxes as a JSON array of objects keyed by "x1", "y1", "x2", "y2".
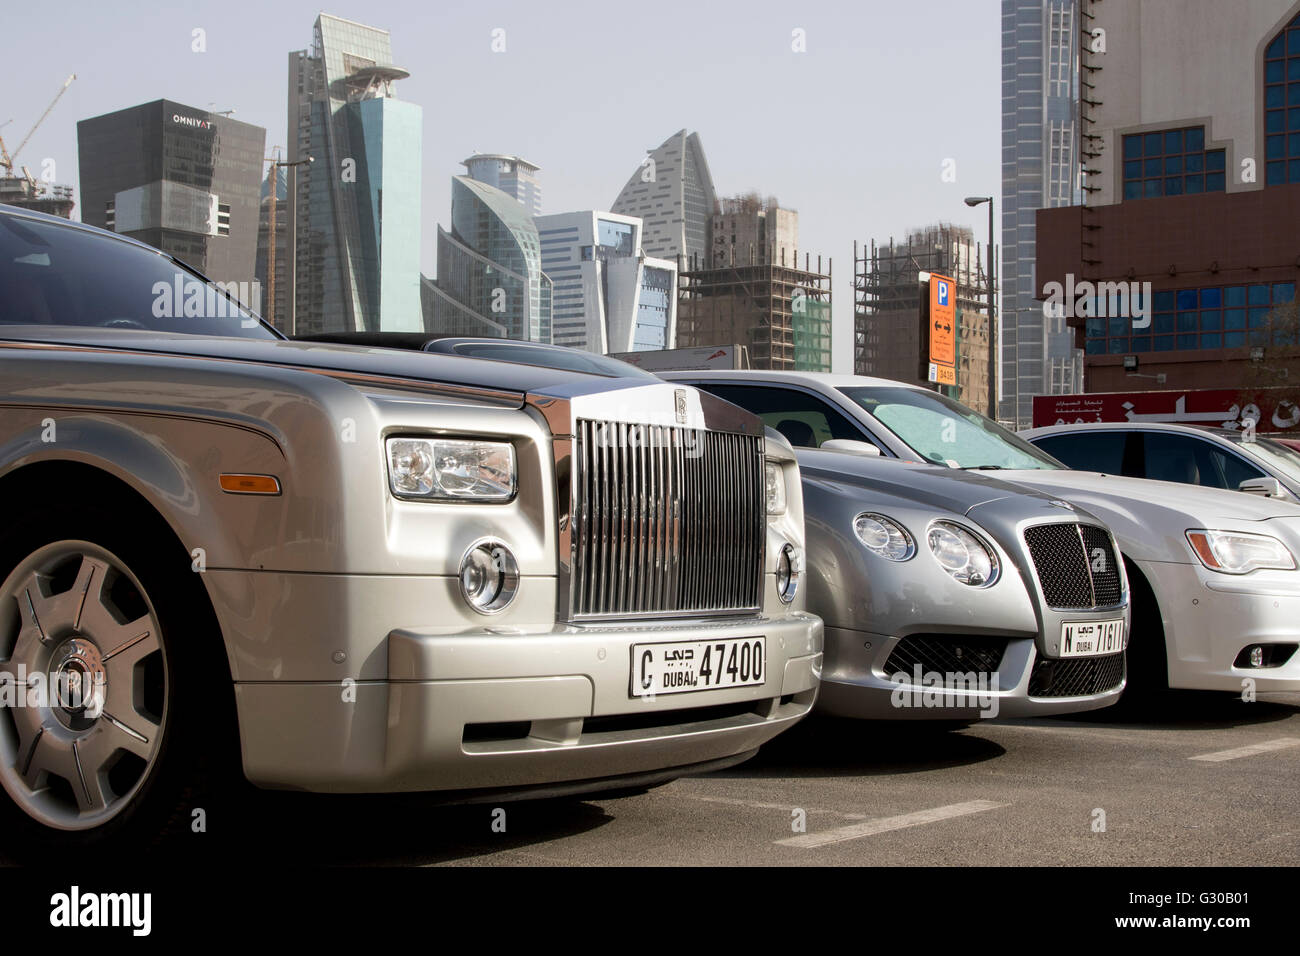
[
  {"x1": 1108, "y1": 315, "x2": 1128, "y2": 337},
  {"x1": 1154, "y1": 313, "x2": 1175, "y2": 334},
  {"x1": 1108, "y1": 337, "x2": 1129, "y2": 354},
  {"x1": 1200, "y1": 287, "x2": 1222, "y2": 308},
  {"x1": 1154, "y1": 335, "x2": 1175, "y2": 351},
  {"x1": 1225, "y1": 286, "x2": 1247, "y2": 307},
  {"x1": 1225, "y1": 330, "x2": 1246, "y2": 347},
  {"x1": 1122, "y1": 126, "x2": 1225, "y2": 198},
  {"x1": 1201, "y1": 332, "x2": 1222, "y2": 349},
  {"x1": 1249, "y1": 307, "x2": 1270, "y2": 327},
  {"x1": 1085, "y1": 338, "x2": 1105, "y2": 355},
  {"x1": 1274, "y1": 281, "x2": 1296, "y2": 302},
  {"x1": 1177, "y1": 289, "x2": 1198, "y2": 310},
  {"x1": 1200, "y1": 309, "x2": 1221, "y2": 330},
  {"x1": 1154, "y1": 290, "x2": 1176, "y2": 311},
  {"x1": 1177, "y1": 311, "x2": 1198, "y2": 332},
  {"x1": 1224, "y1": 308, "x2": 1246, "y2": 329},
  {"x1": 1086, "y1": 317, "x2": 1106, "y2": 338},
  {"x1": 1263, "y1": 17, "x2": 1300, "y2": 185},
  {"x1": 1250, "y1": 284, "x2": 1271, "y2": 305},
  {"x1": 1130, "y1": 336, "x2": 1151, "y2": 353}
]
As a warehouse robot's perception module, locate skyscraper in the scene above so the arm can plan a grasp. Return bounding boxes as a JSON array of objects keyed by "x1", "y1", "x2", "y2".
[
  {"x1": 463, "y1": 154, "x2": 542, "y2": 215},
  {"x1": 286, "y1": 14, "x2": 423, "y2": 334},
  {"x1": 255, "y1": 167, "x2": 288, "y2": 328},
  {"x1": 611, "y1": 129, "x2": 717, "y2": 265},
  {"x1": 535, "y1": 210, "x2": 677, "y2": 353},
  {"x1": 428, "y1": 176, "x2": 552, "y2": 341},
  {"x1": 77, "y1": 100, "x2": 265, "y2": 291},
  {"x1": 1000, "y1": 0, "x2": 1085, "y2": 427}
]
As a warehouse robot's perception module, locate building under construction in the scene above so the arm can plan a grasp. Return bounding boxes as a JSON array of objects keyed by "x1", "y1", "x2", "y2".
[
  {"x1": 0, "y1": 177, "x2": 74, "y2": 218},
  {"x1": 854, "y1": 224, "x2": 992, "y2": 415},
  {"x1": 1, "y1": 74, "x2": 77, "y2": 219},
  {"x1": 677, "y1": 247, "x2": 832, "y2": 371}
]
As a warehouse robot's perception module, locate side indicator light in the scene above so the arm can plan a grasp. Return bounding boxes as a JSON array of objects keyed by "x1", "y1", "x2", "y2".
[{"x1": 219, "y1": 474, "x2": 282, "y2": 496}]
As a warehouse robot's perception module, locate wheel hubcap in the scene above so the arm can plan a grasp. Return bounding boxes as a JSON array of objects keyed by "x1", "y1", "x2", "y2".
[{"x1": 0, "y1": 542, "x2": 167, "y2": 831}]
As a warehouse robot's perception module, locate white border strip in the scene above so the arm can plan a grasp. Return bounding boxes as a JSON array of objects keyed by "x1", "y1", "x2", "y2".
[{"x1": 776, "y1": 800, "x2": 1008, "y2": 849}]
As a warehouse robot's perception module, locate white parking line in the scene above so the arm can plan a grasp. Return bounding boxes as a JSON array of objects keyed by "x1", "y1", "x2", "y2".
[
  {"x1": 1189, "y1": 737, "x2": 1300, "y2": 762},
  {"x1": 686, "y1": 794, "x2": 866, "y2": 819},
  {"x1": 775, "y1": 800, "x2": 1008, "y2": 849}
]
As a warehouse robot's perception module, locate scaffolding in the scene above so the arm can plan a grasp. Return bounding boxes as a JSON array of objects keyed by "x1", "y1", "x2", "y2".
[
  {"x1": 678, "y1": 246, "x2": 832, "y2": 371},
  {"x1": 853, "y1": 224, "x2": 992, "y2": 414}
]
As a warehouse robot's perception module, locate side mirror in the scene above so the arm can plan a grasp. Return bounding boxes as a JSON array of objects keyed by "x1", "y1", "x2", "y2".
[
  {"x1": 1238, "y1": 476, "x2": 1284, "y2": 498},
  {"x1": 820, "y1": 439, "x2": 881, "y2": 457}
]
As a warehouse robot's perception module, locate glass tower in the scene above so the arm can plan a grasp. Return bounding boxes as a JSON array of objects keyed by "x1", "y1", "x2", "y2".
[
  {"x1": 286, "y1": 14, "x2": 422, "y2": 334},
  {"x1": 1000, "y1": 0, "x2": 1085, "y2": 427},
  {"x1": 431, "y1": 176, "x2": 552, "y2": 342}
]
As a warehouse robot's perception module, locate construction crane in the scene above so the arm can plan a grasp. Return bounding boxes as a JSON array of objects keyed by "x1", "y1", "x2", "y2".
[{"x1": 0, "y1": 73, "x2": 76, "y2": 180}]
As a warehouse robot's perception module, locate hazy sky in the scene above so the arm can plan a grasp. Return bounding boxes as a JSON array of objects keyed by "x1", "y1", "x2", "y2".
[{"x1": 1, "y1": 0, "x2": 1000, "y2": 370}]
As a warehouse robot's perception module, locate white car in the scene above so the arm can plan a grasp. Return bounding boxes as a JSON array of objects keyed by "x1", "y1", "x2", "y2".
[{"x1": 661, "y1": 370, "x2": 1300, "y2": 700}]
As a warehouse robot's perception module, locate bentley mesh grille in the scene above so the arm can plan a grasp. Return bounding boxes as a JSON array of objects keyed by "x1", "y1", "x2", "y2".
[{"x1": 1023, "y1": 523, "x2": 1123, "y2": 610}]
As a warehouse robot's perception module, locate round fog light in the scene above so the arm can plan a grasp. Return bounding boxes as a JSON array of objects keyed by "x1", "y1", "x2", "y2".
[
  {"x1": 777, "y1": 544, "x2": 800, "y2": 604},
  {"x1": 459, "y1": 540, "x2": 520, "y2": 614}
]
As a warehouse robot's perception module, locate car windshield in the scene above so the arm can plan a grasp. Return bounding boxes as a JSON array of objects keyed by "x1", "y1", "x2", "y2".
[
  {"x1": 839, "y1": 385, "x2": 1062, "y2": 470},
  {"x1": 432, "y1": 341, "x2": 657, "y2": 379},
  {"x1": 0, "y1": 213, "x2": 278, "y2": 339},
  {"x1": 1231, "y1": 433, "x2": 1300, "y2": 482}
]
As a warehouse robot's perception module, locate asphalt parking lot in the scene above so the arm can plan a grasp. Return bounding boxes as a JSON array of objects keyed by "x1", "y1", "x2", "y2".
[{"x1": 82, "y1": 689, "x2": 1295, "y2": 868}]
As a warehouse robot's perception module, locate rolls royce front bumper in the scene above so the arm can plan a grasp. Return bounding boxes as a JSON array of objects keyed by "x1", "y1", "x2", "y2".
[{"x1": 232, "y1": 609, "x2": 822, "y2": 794}]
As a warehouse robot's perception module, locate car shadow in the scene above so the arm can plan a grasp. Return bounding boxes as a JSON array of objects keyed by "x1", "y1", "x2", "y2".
[
  {"x1": 715, "y1": 715, "x2": 1006, "y2": 780},
  {"x1": 147, "y1": 790, "x2": 620, "y2": 866},
  {"x1": 1045, "y1": 690, "x2": 1300, "y2": 731}
]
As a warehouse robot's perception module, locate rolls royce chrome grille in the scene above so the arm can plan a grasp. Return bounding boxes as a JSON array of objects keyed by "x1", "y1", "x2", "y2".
[{"x1": 570, "y1": 419, "x2": 765, "y2": 619}]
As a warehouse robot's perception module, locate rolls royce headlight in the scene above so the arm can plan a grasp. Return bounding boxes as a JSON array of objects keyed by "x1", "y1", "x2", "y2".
[
  {"x1": 1186, "y1": 530, "x2": 1297, "y2": 574},
  {"x1": 386, "y1": 437, "x2": 516, "y2": 500},
  {"x1": 853, "y1": 513, "x2": 915, "y2": 561},
  {"x1": 927, "y1": 521, "x2": 999, "y2": 587},
  {"x1": 460, "y1": 540, "x2": 520, "y2": 613},
  {"x1": 765, "y1": 461, "x2": 787, "y2": 515}
]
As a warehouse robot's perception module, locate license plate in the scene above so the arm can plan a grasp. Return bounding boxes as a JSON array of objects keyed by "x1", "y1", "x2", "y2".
[
  {"x1": 630, "y1": 637, "x2": 766, "y2": 697},
  {"x1": 1059, "y1": 619, "x2": 1125, "y2": 658}
]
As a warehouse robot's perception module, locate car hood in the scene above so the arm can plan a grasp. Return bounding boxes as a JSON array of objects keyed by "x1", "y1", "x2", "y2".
[
  {"x1": 997, "y1": 468, "x2": 1300, "y2": 523},
  {"x1": 794, "y1": 448, "x2": 1086, "y2": 516},
  {"x1": 0, "y1": 327, "x2": 646, "y2": 401}
]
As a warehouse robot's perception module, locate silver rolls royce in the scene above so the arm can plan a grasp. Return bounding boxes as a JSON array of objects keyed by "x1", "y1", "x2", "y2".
[{"x1": 0, "y1": 206, "x2": 821, "y2": 850}]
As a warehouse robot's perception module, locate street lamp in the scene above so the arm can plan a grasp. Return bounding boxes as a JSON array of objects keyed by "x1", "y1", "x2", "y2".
[
  {"x1": 965, "y1": 195, "x2": 996, "y2": 419},
  {"x1": 264, "y1": 149, "x2": 312, "y2": 334}
]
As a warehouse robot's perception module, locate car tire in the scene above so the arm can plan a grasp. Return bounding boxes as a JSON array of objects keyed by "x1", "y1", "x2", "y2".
[
  {"x1": 0, "y1": 499, "x2": 231, "y2": 858},
  {"x1": 1115, "y1": 562, "x2": 1169, "y2": 713}
]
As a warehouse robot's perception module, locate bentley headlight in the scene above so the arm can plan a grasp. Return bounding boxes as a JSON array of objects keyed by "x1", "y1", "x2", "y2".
[
  {"x1": 927, "y1": 521, "x2": 999, "y2": 587},
  {"x1": 853, "y1": 513, "x2": 915, "y2": 561},
  {"x1": 386, "y1": 437, "x2": 516, "y2": 500},
  {"x1": 1186, "y1": 530, "x2": 1296, "y2": 575},
  {"x1": 765, "y1": 461, "x2": 787, "y2": 515}
]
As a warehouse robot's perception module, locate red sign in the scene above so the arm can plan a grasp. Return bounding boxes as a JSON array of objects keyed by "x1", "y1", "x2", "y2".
[{"x1": 1032, "y1": 388, "x2": 1300, "y2": 433}]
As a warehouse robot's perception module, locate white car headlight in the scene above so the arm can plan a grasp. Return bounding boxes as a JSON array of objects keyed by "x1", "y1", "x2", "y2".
[
  {"x1": 1186, "y1": 529, "x2": 1297, "y2": 574},
  {"x1": 386, "y1": 437, "x2": 516, "y2": 501},
  {"x1": 765, "y1": 461, "x2": 787, "y2": 515},
  {"x1": 853, "y1": 513, "x2": 915, "y2": 561},
  {"x1": 927, "y1": 521, "x2": 999, "y2": 587}
]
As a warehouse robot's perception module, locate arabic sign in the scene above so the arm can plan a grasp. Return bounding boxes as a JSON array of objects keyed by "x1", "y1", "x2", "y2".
[
  {"x1": 1032, "y1": 388, "x2": 1300, "y2": 433},
  {"x1": 928, "y1": 273, "x2": 957, "y2": 378}
]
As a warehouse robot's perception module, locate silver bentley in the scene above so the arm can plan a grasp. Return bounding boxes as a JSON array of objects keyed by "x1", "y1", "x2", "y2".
[{"x1": 0, "y1": 205, "x2": 821, "y2": 849}]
